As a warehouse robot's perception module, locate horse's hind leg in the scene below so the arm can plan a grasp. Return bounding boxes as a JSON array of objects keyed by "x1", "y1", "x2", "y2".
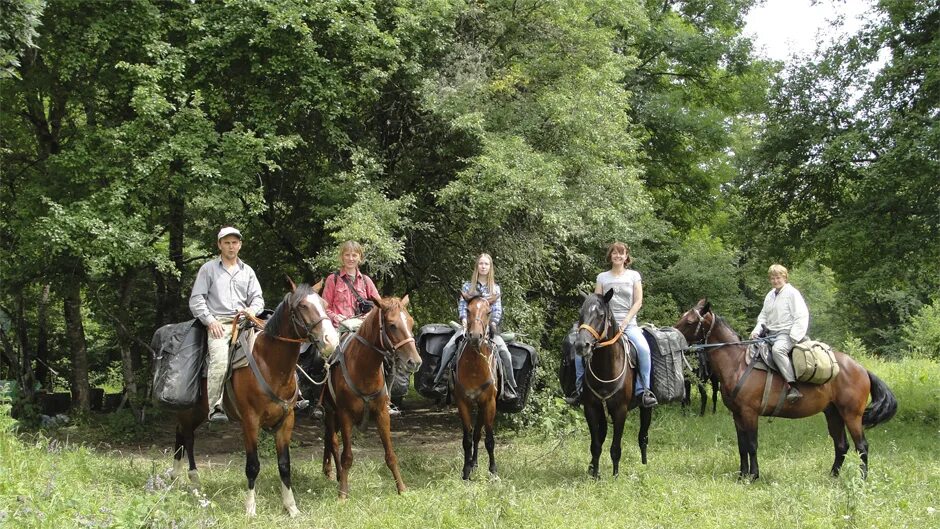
[
  {"x1": 733, "y1": 412, "x2": 759, "y2": 480},
  {"x1": 322, "y1": 412, "x2": 339, "y2": 481},
  {"x1": 337, "y1": 412, "x2": 355, "y2": 499},
  {"x1": 275, "y1": 415, "x2": 300, "y2": 517},
  {"x1": 844, "y1": 413, "x2": 869, "y2": 479},
  {"x1": 638, "y1": 406, "x2": 652, "y2": 465},
  {"x1": 481, "y1": 396, "x2": 497, "y2": 478},
  {"x1": 457, "y1": 398, "x2": 475, "y2": 480},
  {"x1": 171, "y1": 425, "x2": 187, "y2": 479},
  {"x1": 584, "y1": 404, "x2": 606, "y2": 479},
  {"x1": 375, "y1": 404, "x2": 406, "y2": 494},
  {"x1": 824, "y1": 405, "x2": 849, "y2": 476}
]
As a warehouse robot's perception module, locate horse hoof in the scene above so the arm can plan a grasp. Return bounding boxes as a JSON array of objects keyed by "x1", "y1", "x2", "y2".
[
  {"x1": 286, "y1": 505, "x2": 300, "y2": 518},
  {"x1": 188, "y1": 470, "x2": 201, "y2": 485},
  {"x1": 489, "y1": 473, "x2": 500, "y2": 482},
  {"x1": 397, "y1": 484, "x2": 407, "y2": 494}
]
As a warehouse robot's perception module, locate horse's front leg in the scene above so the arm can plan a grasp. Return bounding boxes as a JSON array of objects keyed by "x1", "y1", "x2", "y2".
[
  {"x1": 481, "y1": 394, "x2": 497, "y2": 478},
  {"x1": 456, "y1": 397, "x2": 475, "y2": 480},
  {"x1": 583, "y1": 402, "x2": 606, "y2": 479},
  {"x1": 734, "y1": 411, "x2": 759, "y2": 480},
  {"x1": 609, "y1": 404, "x2": 627, "y2": 477},
  {"x1": 337, "y1": 410, "x2": 355, "y2": 499},
  {"x1": 375, "y1": 399, "x2": 406, "y2": 494},
  {"x1": 241, "y1": 416, "x2": 261, "y2": 517},
  {"x1": 733, "y1": 413, "x2": 750, "y2": 479},
  {"x1": 275, "y1": 411, "x2": 299, "y2": 518},
  {"x1": 638, "y1": 406, "x2": 652, "y2": 465}
]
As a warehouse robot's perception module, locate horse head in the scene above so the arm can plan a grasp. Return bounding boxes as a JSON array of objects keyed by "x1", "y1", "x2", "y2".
[
  {"x1": 674, "y1": 298, "x2": 714, "y2": 345},
  {"x1": 285, "y1": 277, "x2": 339, "y2": 354},
  {"x1": 574, "y1": 289, "x2": 617, "y2": 358},
  {"x1": 464, "y1": 294, "x2": 497, "y2": 346},
  {"x1": 371, "y1": 294, "x2": 422, "y2": 374}
]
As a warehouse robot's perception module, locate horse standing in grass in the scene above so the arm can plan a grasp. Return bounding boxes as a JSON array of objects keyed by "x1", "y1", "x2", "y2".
[
  {"x1": 171, "y1": 280, "x2": 338, "y2": 517},
  {"x1": 674, "y1": 299, "x2": 897, "y2": 480},
  {"x1": 454, "y1": 294, "x2": 502, "y2": 480},
  {"x1": 321, "y1": 295, "x2": 422, "y2": 499},
  {"x1": 574, "y1": 291, "x2": 653, "y2": 478}
]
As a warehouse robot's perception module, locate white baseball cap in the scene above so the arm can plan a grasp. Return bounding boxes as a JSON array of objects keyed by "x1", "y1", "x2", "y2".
[{"x1": 217, "y1": 226, "x2": 242, "y2": 240}]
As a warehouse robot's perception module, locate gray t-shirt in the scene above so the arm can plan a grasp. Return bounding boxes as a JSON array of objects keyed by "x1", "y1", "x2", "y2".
[{"x1": 596, "y1": 269, "x2": 642, "y2": 327}]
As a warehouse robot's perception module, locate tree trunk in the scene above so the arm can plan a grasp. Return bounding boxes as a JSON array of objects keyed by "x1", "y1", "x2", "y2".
[
  {"x1": 166, "y1": 170, "x2": 186, "y2": 322},
  {"x1": 118, "y1": 272, "x2": 138, "y2": 400},
  {"x1": 34, "y1": 284, "x2": 51, "y2": 386},
  {"x1": 63, "y1": 283, "x2": 91, "y2": 411}
]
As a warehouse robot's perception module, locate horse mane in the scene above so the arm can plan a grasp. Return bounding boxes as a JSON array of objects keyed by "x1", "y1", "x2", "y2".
[{"x1": 264, "y1": 283, "x2": 314, "y2": 337}]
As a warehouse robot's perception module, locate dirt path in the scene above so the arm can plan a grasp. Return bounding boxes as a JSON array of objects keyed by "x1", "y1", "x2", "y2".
[{"x1": 114, "y1": 397, "x2": 467, "y2": 467}]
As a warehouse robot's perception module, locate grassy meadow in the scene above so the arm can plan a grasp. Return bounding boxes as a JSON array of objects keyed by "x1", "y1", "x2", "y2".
[{"x1": 1, "y1": 355, "x2": 938, "y2": 529}]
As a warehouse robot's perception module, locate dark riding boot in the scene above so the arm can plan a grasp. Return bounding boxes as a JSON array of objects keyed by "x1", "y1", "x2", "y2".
[
  {"x1": 564, "y1": 385, "x2": 582, "y2": 406},
  {"x1": 786, "y1": 383, "x2": 803, "y2": 403}
]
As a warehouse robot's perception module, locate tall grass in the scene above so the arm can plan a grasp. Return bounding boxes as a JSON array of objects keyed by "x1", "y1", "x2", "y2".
[{"x1": 1, "y1": 355, "x2": 937, "y2": 529}]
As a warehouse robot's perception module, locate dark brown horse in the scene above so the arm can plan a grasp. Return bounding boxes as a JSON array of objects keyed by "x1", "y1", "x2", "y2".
[
  {"x1": 321, "y1": 295, "x2": 422, "y2": 499},
  {"x1": 574, "y1": 291, "x2": 652, "y2": 478},
  {"x1": 171, "y1": 280, "x2": 338, "y2": 517},
  {"x1": 454, "y1": 294, "x2": 501, "y2": 480},
  {"x1": 675, "y1": 299, "x2": 898, "y2": 480}
]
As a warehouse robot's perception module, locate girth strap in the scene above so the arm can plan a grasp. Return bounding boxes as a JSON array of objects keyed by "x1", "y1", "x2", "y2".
[{"x1": 243, "y1": 341, "x2": 294, "y2": 430}]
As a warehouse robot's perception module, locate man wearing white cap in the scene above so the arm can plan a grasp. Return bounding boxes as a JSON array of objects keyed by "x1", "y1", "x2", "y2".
[{"x1": 189, "y1": 226, "x2": 265, "y2": 422}]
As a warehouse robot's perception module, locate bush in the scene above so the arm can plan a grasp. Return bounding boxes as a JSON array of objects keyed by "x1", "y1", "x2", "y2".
[{"x1": 901, "y1": 298, "x2": 940, "y2": 360}]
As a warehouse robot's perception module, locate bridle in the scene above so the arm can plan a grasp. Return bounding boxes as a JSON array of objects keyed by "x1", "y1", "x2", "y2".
[
  {"x1": 239, "y1": 292, "x2": 330, "y2": 345},
  {"x1": 465, "y1": 296, "x2": 494, "y2": 350},
  {"x1": 689, "y1": 308, "x2": 717, "y2": 345},
  {"x1": 353, "y1": 306, "x2": 416, "y2": 360},
  {"x1": 576, "y1": 300, "x2": 628, "y2": 393}
]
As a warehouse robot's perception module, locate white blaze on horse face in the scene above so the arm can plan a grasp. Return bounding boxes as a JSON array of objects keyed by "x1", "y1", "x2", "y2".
[
  {"x1": 399, "y1": 311, "x2": 411, "y2": 337},
  {"x1": 307, "y1": 293, "x2": 338, "y2": 352}
]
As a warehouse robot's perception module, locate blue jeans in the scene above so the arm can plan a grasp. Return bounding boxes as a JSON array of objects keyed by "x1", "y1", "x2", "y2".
[{"x1": 575, "y1": 325, "x2": 652, "y2": 395}]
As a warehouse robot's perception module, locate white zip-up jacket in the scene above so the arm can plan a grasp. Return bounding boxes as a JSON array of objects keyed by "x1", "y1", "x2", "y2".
[{"x1": 751, "y1": 283, "x2": 809, "y2": 341}]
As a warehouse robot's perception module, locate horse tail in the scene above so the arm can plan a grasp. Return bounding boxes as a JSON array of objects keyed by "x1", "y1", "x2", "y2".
[{"x1": 862, "y1": 371, "x2": 898, "y2": 427}]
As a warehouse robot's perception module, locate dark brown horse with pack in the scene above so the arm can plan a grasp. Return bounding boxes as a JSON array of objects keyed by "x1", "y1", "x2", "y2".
[
  {"x1": 453, "y1": 293, "x2": 503, "y2": 480},
  {"x1": 321, "y1": 294, "x2": 422, "y2": 499},
  {"x1": 170, "y1": 279, "x2": 338, "y2": 517},
  {"x1": 574, "y1": 290, "x2": 653, "y2": 478},
  {"x1": 675, "y1": 299, "x2": 897, "y2": 480}
]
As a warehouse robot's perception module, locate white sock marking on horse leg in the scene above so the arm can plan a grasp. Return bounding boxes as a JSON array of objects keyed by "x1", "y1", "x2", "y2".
[
  {"x1": 246, "y1": 488, "x2": 256, "y2": 517},
  {"x1": 281, "y1": 482, "x2": 299, "y2": 517},
  {"x1": 171, "y1": 456, "x2": 187, "y2": 479}
]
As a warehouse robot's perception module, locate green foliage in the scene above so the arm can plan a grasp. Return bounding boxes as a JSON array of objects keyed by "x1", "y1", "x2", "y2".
[
  {"x1": 0, "y1": 0, "x2": 45, "y2": 79},
  {"x1": 901, "y1": 298, "x2": 940, "y2": 360}
]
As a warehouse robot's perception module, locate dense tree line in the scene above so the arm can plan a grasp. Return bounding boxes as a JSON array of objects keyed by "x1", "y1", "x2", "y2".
[{"x1": 1, "y1": 0, "x2": 936, "y2": 420}]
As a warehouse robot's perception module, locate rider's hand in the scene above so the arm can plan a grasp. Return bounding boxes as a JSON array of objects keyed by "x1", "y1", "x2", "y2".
[
  {"x1": 461, "y1": 319, "x2": 467, "y2": 330},
  {"x1": 337, "y1": 314, "x2": 347, "y2": 322},
  {"x1": 208, "y1": 321, "x2": 225, "y2": 339},
  {"x1": 749, "y1": 331, "x2": 759, "y2": 340}
]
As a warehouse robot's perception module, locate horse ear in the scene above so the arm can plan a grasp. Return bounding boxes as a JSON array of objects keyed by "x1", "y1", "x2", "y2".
[
  {"x1": 401, "y1": 294, "x2": 410, "y2": 307},
  {"x1": 580, "y1": 291, "x2": 589, "y2": 300},
  {"x1": 603, "y1": 288, "x2": 615, "y2": 304},
  {"x1": 486, "y1": 293, "x2": 500, "y2": 304},
  {"x1": 460, "y1": 291, "x2": 473, "y2": 301},
  {"x1": 370, "y1": 293, "x2": 383, "y2": 306},
  {"x1": 702, "y1": 299, "x2": 712, "y2": 315},
  {"x1": 285, "y1": 275, "x2": 297, "y2": 292},
  {"x1": 313, "y1": 278, "x2": 324, "y2": 294}
]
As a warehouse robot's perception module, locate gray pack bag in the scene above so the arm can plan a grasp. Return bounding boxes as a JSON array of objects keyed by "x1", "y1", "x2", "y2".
[
  {"x1": 642, "y1": 324, "x2": 688, "y2": 404},
  {"x1": 414, "y1": 323, "x2": 457, "y2": 399},
  {"x1": 151, "y1": 319, "x2": 207, "y2": 409}
]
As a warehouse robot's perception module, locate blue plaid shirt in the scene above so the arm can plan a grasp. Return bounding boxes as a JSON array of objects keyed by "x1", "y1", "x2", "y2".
[{"x1": 457, "y1": 281, "x2": 502, "y2": 325}]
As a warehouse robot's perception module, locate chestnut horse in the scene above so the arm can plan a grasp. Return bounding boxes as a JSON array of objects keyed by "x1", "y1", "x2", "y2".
[
  {"x1": 574, "y1": 291, "x2": 652, "y2": 478},
  {"x1": 171, "y1": 280, "x2": 338, "y2": 517},
  {"x1": 454, "y1": 294, "x2": 501, "y2": 480},
  {"x1": 321, "y1": 295, "x2": 422, "y2": 498},
  {"x1": 675, "y1": 299, "x2": 897, "y2": 480}
]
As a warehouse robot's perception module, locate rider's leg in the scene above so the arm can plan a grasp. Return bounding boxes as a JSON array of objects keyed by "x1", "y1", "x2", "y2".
[
  {"x1": 492, "y1": 336, "x2": 517, "y2": 399},
  {"x1": 625, "y1": 325, "x2": 657, "y2": 407},
  {"x1": 433, "y1": 332, "x2": 461, "y2": 385},
  {"x1": 206, "y1": 317, "x2": 234, "y2": 420}
]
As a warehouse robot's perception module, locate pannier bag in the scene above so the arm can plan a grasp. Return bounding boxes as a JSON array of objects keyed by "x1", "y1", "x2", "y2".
[
  {"x1": 642, "y1": 325, "x2": 689, "y2": 404},
  {"x1": 791, "y1": 340, "x2": 840, "y2": 384},
  {"x1": 414, "y1": 324, "x2": 457, "y2": 399},
  {"x1": 151, "y1": 319, "x2": 207, "y2": 409},
  {"x1": 497, "y1": 340, "x2": 540, "y2": 414}
]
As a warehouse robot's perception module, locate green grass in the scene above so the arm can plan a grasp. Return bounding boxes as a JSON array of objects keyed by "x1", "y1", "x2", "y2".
[{"x1": 2, "y1": 355, "x2": 938, "y2": 529}]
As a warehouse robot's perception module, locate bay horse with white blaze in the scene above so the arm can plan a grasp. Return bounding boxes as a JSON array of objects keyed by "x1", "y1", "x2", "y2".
[
  {"x1": 321, "y1": 294, "x2": 422, "y2": 498},
  {"x1": 454, "y1": 294, "x2": 501, "y2": 480},
  {"x1": 574, "y1": 290, "x2": 653, "y2": 478},
  {"x1": 171, "y1": 279, "x2": 338, "y2": 517},
  {"x1": 674, "y1": 299, "x2": 897, "y2": 480}
]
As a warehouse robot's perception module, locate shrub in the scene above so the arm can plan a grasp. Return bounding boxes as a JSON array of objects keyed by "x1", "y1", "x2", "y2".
[{"x1": 901, "y1": 298, "x2": 940, "y2": 360}]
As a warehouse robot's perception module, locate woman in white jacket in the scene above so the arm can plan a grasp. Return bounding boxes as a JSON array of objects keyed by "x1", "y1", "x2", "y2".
[{"x1": 749, "y1": 264, "x2": 810, "y2": 402}]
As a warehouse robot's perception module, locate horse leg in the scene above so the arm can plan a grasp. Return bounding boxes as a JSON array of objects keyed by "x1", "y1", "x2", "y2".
[
  {"x1": 584, "y1": 403, "x2": 606, "y2": 479},
  {"x1": 337, "y1": 412, "x2": 355, "y2": 499},
  {"x1": 638, "y1": 406, "x2": 652, "y2": 465},
  {"x1": 844, "y1": 413, "x2": 869, "y2": 479},
  {"x1": 242, "y1": 420, "x2": 261, "y2": 517},
  {"x1": 824, "y1": 405, "x2": 849, "y2": 477},
  {"x1": 698, "y1": 381, "x2": 707, "y2": 417},
  {"x1": 275, "y1": 414, "x2": 299, "y2": 517},
  {"x1": 733, "y1": 412, "x2": 759, "y2": 480},
  {"x1": 171, "y1": 424, "x2": 188, "y2": 479},
  {"x1": 322, "y1": 411, "x2": 338, "y2": 481},
  {"x1": 609, "y1": 405, "x2": 627, "y2": 477},
  {"x1": 175, "y1": 410, "x2": 201, "y2": 485},
  {"x1": 482, "y1": 396, "x2": 497, "y2": 478},
  {"x1": 456, "y1": 397, "x2": 475, "y2": 480},
  {"x1": 711, "y1": 376, "x2": 719, "y2": 414},
  {"x1": 375, "y1": 403, "x2": 407, "y2": 494}
]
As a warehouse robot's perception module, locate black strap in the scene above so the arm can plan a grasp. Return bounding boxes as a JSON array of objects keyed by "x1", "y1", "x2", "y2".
[{"x1": 243, "y1": 339, "x2": 293, "y2": 426}]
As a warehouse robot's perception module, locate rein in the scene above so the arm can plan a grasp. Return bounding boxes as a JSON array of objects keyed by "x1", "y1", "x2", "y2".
[{"x1": 577, "y1": 305, "x2": 629, "y2": 402}]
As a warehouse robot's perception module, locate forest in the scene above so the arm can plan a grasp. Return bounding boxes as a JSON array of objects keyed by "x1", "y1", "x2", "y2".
[{"x1": 1, "y1": 0, "x2": 937, "y2": 421}]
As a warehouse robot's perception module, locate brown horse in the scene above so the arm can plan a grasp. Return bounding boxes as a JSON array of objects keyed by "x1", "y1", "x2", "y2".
[
  {"x1": 321, "y1": 294, "x2": 422, "y2": 499},
  {"x1": 454, "y1": 294, "x2": 501, "y2": 480},
  {"x1": 574, "y1": 291, "x2": 653, "y2": 478},
  {"x1": 171, "y1": 280, "x2": 339, "y2": 517},
  {"x1": 674, "y1": 299, "x2": 898, "y2": 480}
]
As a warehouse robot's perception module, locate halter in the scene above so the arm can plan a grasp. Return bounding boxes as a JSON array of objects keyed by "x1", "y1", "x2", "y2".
[
  {"x1": 576, "y1": 301, "x2": 629, "y2": 400},
  {"x1": 690, "y1": 308, "x2": 717, "y2": 345},
  {"x1": 240, "y1": 293, "x2": 329, "y2": 345}
]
